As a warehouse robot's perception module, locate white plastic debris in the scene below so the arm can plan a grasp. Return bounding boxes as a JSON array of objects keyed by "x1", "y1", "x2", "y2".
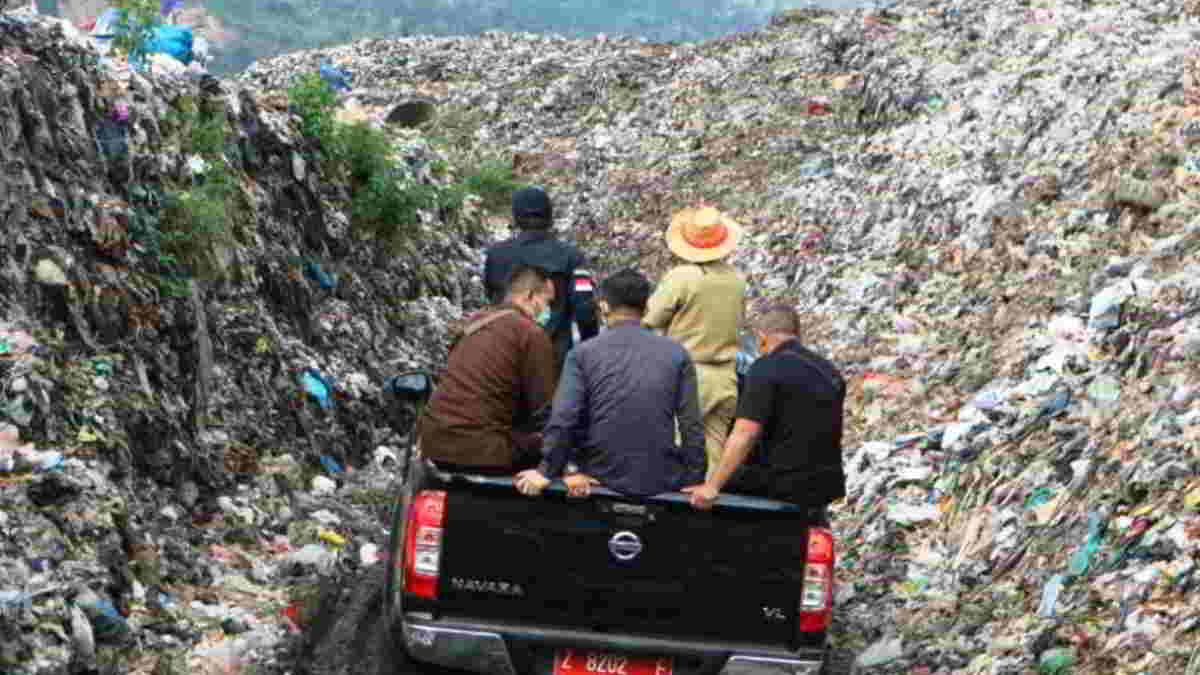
[
  {"x1": 856, "y1": 636, "x2": 904, "y2": 667},
  {"x1": 311, "y1": 475, "x2": 337, "y2": 496},
  {"x1": 360, "y1": 543, "x2": 380, "y2": 567},
  {"x1": 887, "y1": 503, "x2": 941, "y2": 525}
]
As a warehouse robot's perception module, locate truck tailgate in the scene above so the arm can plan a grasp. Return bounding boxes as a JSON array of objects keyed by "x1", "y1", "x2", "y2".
[{"x1": 432, "y1": 479, "x2": 810, "y2": 647}]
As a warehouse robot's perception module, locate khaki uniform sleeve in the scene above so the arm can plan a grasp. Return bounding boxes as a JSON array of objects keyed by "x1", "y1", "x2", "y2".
[{"x1": 644, "y1": 266, "x2": 690, "y2": 332}]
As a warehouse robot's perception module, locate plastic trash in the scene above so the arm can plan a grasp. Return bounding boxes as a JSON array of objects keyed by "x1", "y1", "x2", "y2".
[
  {"x1": 305, "y1": 260, "x2": 335, "y2": 289},
  {"x1": 887, "y1": 502, "x2": 940, "y2": 525},
  {"x1": 796, "y1": 155, "x2": 834, "y2": 178},
  {"x1": 1037, "y1": 573, "x2": 1066, "y2": 617},
  {"x1": 319, "y1": 455, "x2": 343, "y2": 474},
  {"x1": 317, "y1": 528, "x2": 346, "y2": 548},
  {"x1": 73, "y1": 588, "x2": 131, "y2": 643},
  {"x1": 286, "y1": 543, "x2": 337, "y2": 572},
  {"x1": 360, "y1": 543, "x2": 381, "y2": 567},
  {"x1": 300, "y1": 369, "x2": 334, "y2": 409},
  {"x1": 856, "y1": 636, "x2": 903, "y2": 667},
  {"x1": 94, "y1": 118, "x2": 129, "y2": 161},
  {"x1": 388, "y1": 371, "x2": 432, "y2": 402},
  {"x1": 970, "y1": 389, "x2": 1004, "y2": 410},
  {"x1": 319, "y1": 61, "x2": 353, "y2": 92},
  {"x1": 1088, "y1": 281, "x2": 1133, "y2": 333},
  {"x1": 311, "y1": 475, "x2": 336, "y2": 496},
  {"x1": 1025, "y1": 486, "x2": 1055, "y2": 508},
  {"x1": 374, "y1": 445, "x2": 399, "y2": 468},
  {"x1": 0, "y1": 589, "x2": 32, "y2": 617},
  {"x1": 1068, "y1": 512, "x2": 1106, "y2": 577},
  {"x1": 310, "y1": 509, "x2": 341, "y2": 525},
  {"x1": 1038, "y1": 647, "x2": 1076, "y2": 674},
  {"x1": 144, "y1": 25, "x2": 194, "y2": 65},
  {"x1": 1036, "y1": 388, "x2": 1072, "y2": 417},
  {"x1": 20, "y1": 449, "x2": 63, "y2": 472},
  {"x1": 69, "y1": 603, "x2": 95, "y2": 662},
  {"x1": 88, "y1": 8, "x2": 121, "y2": 56}
]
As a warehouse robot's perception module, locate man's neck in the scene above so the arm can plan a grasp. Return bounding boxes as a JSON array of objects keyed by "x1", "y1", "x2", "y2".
[
  {"x1": 607, "y1": 311, "x2": 642, "y2": 324},
  {"x1": 765, "y1": 334, "x2": 797, "y2": 353},
  {"x1": 502, "y1": 300, "x2": 535, "y2": 318}
]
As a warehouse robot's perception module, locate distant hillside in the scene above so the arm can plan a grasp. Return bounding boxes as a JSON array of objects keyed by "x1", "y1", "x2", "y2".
[{"x1": 201, "y1": 0, "x2": 796, "y2": 74}]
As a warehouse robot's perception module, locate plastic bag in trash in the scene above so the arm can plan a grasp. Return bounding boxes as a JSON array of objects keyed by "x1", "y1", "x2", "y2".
[
  {"x1": 74, "y1": 588, "x2": 132, "y2": 643},
  {"x1": 320, "y1": 61, "x2": 353, "y2": 92},
  {"x1": 301, "y1": 369, "x2": 334, "y2": 409},
  {"x1": 305, "y1": 260, "x2": 336, "y2": 289},
  {"x1": 145, "y1": 25, "x2": 194, "y2": 65},
  {"x1": 319, "y1": 455, "x2": 343, "y2": 474}
]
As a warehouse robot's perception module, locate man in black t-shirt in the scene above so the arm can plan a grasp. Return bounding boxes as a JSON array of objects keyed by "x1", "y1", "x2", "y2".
[{"x1": 683, "y1": 305, "x2": 846, "y2": 510}]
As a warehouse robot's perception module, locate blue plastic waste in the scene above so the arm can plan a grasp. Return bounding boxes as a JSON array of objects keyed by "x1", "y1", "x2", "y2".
[
  {"x1": 95, "y1": 119, "x2": 129, "y2": 161},
  {"x1": 74, "y1": 589, "x2": 131, "y2": 643},
  {"x1": 145, "y1": 25, "x2": 194, "y2": 65},
  {"x1": 319, "y1": 455, "x2": 343, "y2": 474},
  {"x1": 0, "y1": 590, "x2": 32, "y2": 616},
  {"x1": 1037, "y1": 388, "x2": 1072, "y2": 418},
  {"x1": 1067, "y1": 512, "x2": 1106, "y2": 577},
  {"x1": 320, "y1": 61, "x2": 353, "y2": 92},
  {"x1": 91, "y1": 8, "x2": 122, "y2": 38},
  {"x1": 1037, "y1": 573, "x2": 1065, "y2": 617},
  {"x1": 305, "y1": 261, "x2": 336, "y2": 290},
  {"x1": 301, "y1": 369, "x2": 334, "y2": 410},
  {"x1": 1025, "y1": 486, "x2": 1055, "y2": 508}
]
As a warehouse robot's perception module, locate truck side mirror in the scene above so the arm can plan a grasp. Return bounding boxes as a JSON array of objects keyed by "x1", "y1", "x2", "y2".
[{"x1": 388, "y1": 370, "x2": 433, "y2": 403}]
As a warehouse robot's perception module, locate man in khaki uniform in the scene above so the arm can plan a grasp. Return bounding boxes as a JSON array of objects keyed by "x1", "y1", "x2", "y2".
[{"x1": 644, "y1": 206, "x2": 747, "y2": 477}]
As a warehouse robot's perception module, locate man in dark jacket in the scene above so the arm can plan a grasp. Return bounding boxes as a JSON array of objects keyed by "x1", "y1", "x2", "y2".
[
  {"x1": 417, "y1": 265, "x2": 558, "y2": 471},
  {"x1": 684, "y1": 305, "x2": 846, "y2": 510},
  {"x1": 483, "y1": 187, "x2": 599, "y2": 374},
  {"x1": 515, "y1": 269, "x2": 706, "y2": 498}
]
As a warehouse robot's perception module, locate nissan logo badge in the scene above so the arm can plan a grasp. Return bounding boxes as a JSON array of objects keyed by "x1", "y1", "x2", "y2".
[{"x1": 608, "y1": 531, "x2": 643, "y2": 561}]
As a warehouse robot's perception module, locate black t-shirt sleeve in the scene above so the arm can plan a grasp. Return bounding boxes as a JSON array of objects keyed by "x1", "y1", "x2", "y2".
[{"x1": 735, "y1": 364, "x2": 774, "y2": 424}]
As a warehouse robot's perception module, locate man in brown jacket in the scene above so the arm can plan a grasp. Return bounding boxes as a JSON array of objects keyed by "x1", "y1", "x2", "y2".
[{"x1": 417, "y1": 264, "x2": 558, "y2": 471}]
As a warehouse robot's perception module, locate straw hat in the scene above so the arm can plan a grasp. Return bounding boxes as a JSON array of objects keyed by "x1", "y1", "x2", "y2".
[{"x1": 666, "y1": 206, "x2": 743, "y2": 263}]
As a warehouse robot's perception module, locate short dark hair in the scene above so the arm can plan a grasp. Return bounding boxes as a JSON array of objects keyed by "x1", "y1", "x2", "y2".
[
  {"x1": 755, "y1": 304, "x2": 801, "y2": 337},
  {"x1": 505, "y1": 264, "x2": 552, "y2": 299},
  {"x1": 512, "y1": 187, "x2": 553, "y2": 229},
  {"x1": 599, "y1": 269, "x2": 651, "y2": 313},
  {"x1": 514, "y1": 216, "x2": 551, "y2": 231}
]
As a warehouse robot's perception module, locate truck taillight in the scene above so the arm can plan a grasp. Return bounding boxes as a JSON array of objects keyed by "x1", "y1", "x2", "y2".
[
  {"x1": 797, "y1": 527, "x2": 834, "y2": 632},
  {"x1": 404, "y1": 490, "x2": 446, "y2": 599}
]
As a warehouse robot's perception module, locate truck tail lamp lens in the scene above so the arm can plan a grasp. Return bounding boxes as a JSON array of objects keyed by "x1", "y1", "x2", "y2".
[{"x1": 404, "y1": 490, "x2": 446, "y2": 599}]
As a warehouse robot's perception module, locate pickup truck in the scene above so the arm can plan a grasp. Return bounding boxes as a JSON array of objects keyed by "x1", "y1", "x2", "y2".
[{"x1": 381, "y1": 371, "x2": 851, "y2": 675}]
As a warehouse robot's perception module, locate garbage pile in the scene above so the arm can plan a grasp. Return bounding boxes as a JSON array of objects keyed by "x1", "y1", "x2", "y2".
[
  {"x1": 0, "y1": 8, "x2": 483, "y2": 674},
  {"x1": 5, "y1": 0, "x2": 1200, "y2": 671},
  {"x1": 239, "y1": 1, "x2": 1200, "y2": 672}
]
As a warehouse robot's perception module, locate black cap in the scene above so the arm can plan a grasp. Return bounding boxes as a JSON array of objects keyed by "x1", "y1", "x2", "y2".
[{"x1": 512, "y1": 186, "x2": 553, "y2": 222}]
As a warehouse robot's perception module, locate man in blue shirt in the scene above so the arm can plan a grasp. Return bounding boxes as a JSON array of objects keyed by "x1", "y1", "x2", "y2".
[{"x1": 515, "y1": 270, "x2": 706, "y2": 498}]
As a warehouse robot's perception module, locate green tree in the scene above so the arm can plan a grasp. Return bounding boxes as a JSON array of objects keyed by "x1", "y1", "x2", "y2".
[{"x1": 109, "y1": 0, "x2": 162, "y2": 66}]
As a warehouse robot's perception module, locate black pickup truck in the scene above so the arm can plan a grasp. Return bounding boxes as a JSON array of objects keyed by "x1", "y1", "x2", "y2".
[{"x1": 381, "y1": 372, "x2": 850, "y2": 675}]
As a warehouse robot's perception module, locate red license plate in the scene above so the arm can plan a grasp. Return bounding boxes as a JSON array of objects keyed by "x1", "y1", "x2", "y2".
[{"x1": 554, "y1": 649, "x2": 673, "y2": 675}]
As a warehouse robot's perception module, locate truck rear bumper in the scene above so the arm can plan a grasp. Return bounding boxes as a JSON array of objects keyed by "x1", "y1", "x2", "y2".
[{"x1": 401, "y1": 615, "x2": 826, "y2": 675}]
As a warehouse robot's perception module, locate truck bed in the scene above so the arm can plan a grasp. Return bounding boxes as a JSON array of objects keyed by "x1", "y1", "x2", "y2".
[{"x1": 398, "y1": 465, "x2": 829, "y2": 652}]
